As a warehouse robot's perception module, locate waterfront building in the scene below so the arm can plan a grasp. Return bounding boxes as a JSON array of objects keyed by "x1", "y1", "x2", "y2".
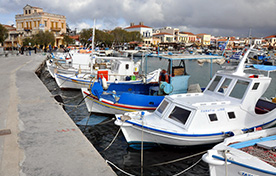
[
  {"x1": 151, "y1": 37, "x2": 161, "y2": 46},
  {"x1": 264, "y1": 35, "x2": 276, "y2": 48},
  {"x1": 153, "y1": 32, "x2": 173, "y2": 43},
  {"x1": 157, "y1": 27, "x2": 180, "y2": 42},
  {"x1": 15, "y1": 4, "x2": 66, "y2": 47},
  {"x1": 178, "y1": 32, "x2": 189, "y2": 44},
  {"x1": 180, "y1": 32, "x2": 196, "y2": 45},
  {"x1": 125, "y1": 22, "x2": 152, "y2": 47},
  {"x1": 2, "y1": 24, "x2": 21, "y2": 48},
  {"x1": 196, "y1": 33, "x2": 211, "y2": 46}
]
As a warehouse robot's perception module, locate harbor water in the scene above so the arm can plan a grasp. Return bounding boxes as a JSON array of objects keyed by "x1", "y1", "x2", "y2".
[{"x1": 39, "y1": 57, "x2": 276, "y2": 176}]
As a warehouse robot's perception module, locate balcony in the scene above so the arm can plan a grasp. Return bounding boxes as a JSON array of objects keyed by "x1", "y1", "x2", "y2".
[
  {"x1": 24, "y1": 27, "x2": 32, "y2": 31},
  {"x1": 50, "y1": 27, "x2": 61, "y2": 32}
]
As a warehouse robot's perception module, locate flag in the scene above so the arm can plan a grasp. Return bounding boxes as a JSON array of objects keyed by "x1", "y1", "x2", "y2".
[
  {"x1": 230, "y1": 51, "x2": 242, "y2": 60},
  {"x1": 88, "y1": 37, "x2": 93, "y2": 41},
  {"x1": 219, "y1": 42, "x2": 227, "y2": 51}
]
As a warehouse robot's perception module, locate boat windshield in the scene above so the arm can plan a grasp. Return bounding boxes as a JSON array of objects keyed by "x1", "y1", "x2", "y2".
[
  {"x1": 169, "y1": 106, "x2": 191, "y2": 125},
  {"x1": 208, "y1": 76, "x2": 222, "y2": 91},
  {"x1": 229, "y1": 80, "x2": 249, "y2": 99},
  {"x1": 157, "y1": 100, "x2": 169, "y2": 114},
  {"x1": 218, "y1": 78, "x2": 232, "y2": 94}
]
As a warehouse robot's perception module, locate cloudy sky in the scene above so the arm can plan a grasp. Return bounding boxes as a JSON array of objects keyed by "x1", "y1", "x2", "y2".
[{"x1": 1, "y1": 0, "x2": 275, "y2": 37}]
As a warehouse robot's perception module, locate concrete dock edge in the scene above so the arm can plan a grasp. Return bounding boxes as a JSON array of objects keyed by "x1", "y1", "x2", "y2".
[{"x1": 0, "y1": 54, "x2": 116, "y2": 176}]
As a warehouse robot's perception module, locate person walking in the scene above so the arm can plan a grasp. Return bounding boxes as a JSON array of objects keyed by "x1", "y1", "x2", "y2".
[{"x1": 28, "y1": 46, "x2": 31, "y2": 56}]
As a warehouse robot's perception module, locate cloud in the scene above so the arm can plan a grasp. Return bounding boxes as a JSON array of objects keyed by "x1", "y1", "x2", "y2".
[{"x1": 1, "y1": 0, "x2": 276, "y2": 37}]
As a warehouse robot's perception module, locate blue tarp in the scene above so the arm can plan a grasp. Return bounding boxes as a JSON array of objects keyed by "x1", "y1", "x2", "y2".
[{"x1": 253, "y1": 64, "x2": 276, "y2": 71}]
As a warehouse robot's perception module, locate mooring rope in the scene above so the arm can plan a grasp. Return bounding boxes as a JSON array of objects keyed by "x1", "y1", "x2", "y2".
[
  {"x1": 106, "y1": 160, "x2": 135, "y2": 176},
  {"x1": 106, "y1": 154, "x2": 204, "y2": 176},
  {"x1": 104, "y1": 126, "x2": 122, "y2": 151},
  {"x1": 148, "y1": 150, "x2": 206, "y2": 167},
  {"x1": 172, "y1": 158, "x2": 202, "y2": 176}
]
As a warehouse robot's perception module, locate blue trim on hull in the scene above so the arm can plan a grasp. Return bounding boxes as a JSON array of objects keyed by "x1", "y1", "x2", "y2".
[
  {"x1": 120, "y1": 117, "x2": 276, "y2": 137},
  {"x1": 212, "y1": 155, "x2": 276, "y2": 175}
]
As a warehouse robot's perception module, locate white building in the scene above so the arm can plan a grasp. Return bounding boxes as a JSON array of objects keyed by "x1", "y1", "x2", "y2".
[{"x1": 125, "y1": 22, "x2": 153, "y2": 47}]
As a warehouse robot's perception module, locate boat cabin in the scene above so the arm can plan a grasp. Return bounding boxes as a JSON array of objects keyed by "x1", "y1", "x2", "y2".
[
  {"x1": 150, "y1": 54, "x2": 224, "y2": 95},
  {"x1": 153, "y1": 69, "x2": 275, "y2": 134}
]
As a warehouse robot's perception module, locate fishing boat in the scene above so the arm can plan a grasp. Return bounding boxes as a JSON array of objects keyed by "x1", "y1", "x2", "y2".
[
  {"x1": 202, "y1": 125, "x2": 276, "y2": 176},
  {"x1": 46, "y1": 51, "x2": 92, "y2": 78},
  {"x1": 81, "y1": 54, "x2": 224, "y2": 114},
  {"x1": 114, "y1": 45, "x2": 276, "y2": 147},
  {"x1": 54, "y1": 57, "x2": 159, "y2": 89}
]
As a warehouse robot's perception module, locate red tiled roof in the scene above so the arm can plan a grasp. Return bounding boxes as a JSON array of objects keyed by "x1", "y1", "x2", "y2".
[
  {"x1": 180, "y1": 32, "x2": 195, "y2": 35},
  {"x1": 125, "y1": 25, "x2": 152, "y2": 29},
  {"x1": 69, "y1": 35, "x2": 80, "y2": 40},
  {"x1": 153, "y1": 32, "x2": 172, "y2": 36},
  {"x1": 3, "y1": 25, "x2": 16, "y2": 31},
  {"x1": 264, "y1": 35, "x2": 276, "y2": 39},
  {"x1": 196, "y1": 33, "x2": 208, "y2": 36}
]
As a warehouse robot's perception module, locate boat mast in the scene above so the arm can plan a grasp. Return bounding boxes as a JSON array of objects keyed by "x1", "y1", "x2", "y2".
[
  {"x1": 90, "y1": 19, "x2": 96, "y2": 74},
  {"x1": 233, "y1": 45, "x2": 254, "y2": 75}
]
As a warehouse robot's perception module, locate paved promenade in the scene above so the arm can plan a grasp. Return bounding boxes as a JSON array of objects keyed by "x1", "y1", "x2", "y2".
[{"x1": 0, "y1": 53, "x2": 116, "y2": 176}]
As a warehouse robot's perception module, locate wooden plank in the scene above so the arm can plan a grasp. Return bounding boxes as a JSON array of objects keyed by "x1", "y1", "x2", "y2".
[{"x1": 0, "y1": 129, "x2": 11, "y2": 136}]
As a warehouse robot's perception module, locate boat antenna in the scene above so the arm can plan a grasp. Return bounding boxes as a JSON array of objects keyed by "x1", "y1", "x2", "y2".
[{"x1": 90, "y1": 19, "x2": 96, "y2": 74}]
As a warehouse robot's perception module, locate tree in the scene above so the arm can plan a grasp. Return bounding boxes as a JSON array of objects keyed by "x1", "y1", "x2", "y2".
[
  {"x1": 110, "y1": 28, "x2": 142, "y2": 45},
  {"x1": 63, "y1": 34, "x2": 74, "y2": 46},
  {"x1": 33, "y1": 30, "x2": 55, "y2": 48},
  {"x1": 127, "y1": 31, "x2": 142, "y2": 43},
  {"x1": 0, "y1": 24, "x2": 8, "y2": 46},
  {"x1": 79, "y1": 28, "x2": 92, "y2": 47},
  {"x1": 95, "y1": 29, "x2": 113, "y2": 47},
  {"x1": 23, "y1": 37, "x2": 35, "y2": 46},
  {"x1": 110, "y1": 28, "x2": 128, "y2": 45}
]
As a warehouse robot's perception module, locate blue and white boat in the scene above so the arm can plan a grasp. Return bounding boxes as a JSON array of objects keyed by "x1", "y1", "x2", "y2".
[
  {"x1": 202, "y1": 126, "x2": 276, "y2": 176},
  {"x1": 114, "y1": 46, "x2": 276, "y2": 147},
  {"x1": 81, "y1": 54, "x2": 224, "y2": 114}
]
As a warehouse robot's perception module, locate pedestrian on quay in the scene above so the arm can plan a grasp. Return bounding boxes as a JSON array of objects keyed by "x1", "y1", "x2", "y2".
[
  {"x1": 28, "y1": 46, "x2": 32, "y2": 56},
  {"x1": 34, "y1": 46, "x2": 37, "y2": 54},
  {"x1": 21, "y1": 46, "x2": 24, "y2": 55}
]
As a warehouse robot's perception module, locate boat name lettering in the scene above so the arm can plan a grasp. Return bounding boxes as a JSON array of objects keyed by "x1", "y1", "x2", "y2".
[
  {"x1": 201, "y1": 108, "x2": 225, "y2": 113},
  {"x1": 238, "y1": 171, "x2": 259, "y2": 176}
]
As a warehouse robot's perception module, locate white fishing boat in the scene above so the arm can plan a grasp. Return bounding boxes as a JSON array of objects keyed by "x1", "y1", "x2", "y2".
[
  {"x1": 114, "y1": 46, "x2": 276, "y2": 147},
  {"x1": 54, "y1": 57, "x2": 159, "y2": 89},
  {"x1": 46, "y1": 51, "x2": 92, "y2": 78},
  {"x1": 202, "y1": 125, "x2": 276, "y2": 176}
]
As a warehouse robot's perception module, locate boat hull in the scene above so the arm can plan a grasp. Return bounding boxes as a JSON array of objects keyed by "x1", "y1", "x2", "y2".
[
  {"x1": 115, "y1": 120, "x2": 226, "y2": 146},
  {"x1": 82, "y1": 88, "x2": 158, "y2": 114},
  {"x1": 203, "y1": 127, "x2": 276, "y2": 176}
]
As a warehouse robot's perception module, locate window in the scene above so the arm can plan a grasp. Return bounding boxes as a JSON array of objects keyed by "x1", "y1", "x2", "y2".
[
  {"x1": 25, "y1": 10, "x2": 27, "y2": 15},
  {"x1": 157, "y1": 100, "x2": 169, "y2": 114},
  {"x1": 29, "y1": 10, "x2": 31, "y2": 14},
  {"x1": 208, "y1": 76, "x2": 222, "y2": 91},
  {"x1": 169, "y1": 106, "x2": 191, "y2": 125},
  {"x1": 227, "y1": 112, "x2": 236, "y2": 119},
  {"x1": 229, "y1": 80, "x2": 249, "y2": 99},
  {"x1": 208, "y1": 114, "x2": 218, "y2": 122},
  {"x1": 252, "y1": 83, "x2": 260, "y2": 90},
  {"x1": 44, "y1": 21, "x2": 47, "y2": 27},
  {"x1": 125, "y1": 64, "x2": 129, "y2": 70},
  {"x1": 218, "y1": 78, "x2": 232, "y2": 93}
]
